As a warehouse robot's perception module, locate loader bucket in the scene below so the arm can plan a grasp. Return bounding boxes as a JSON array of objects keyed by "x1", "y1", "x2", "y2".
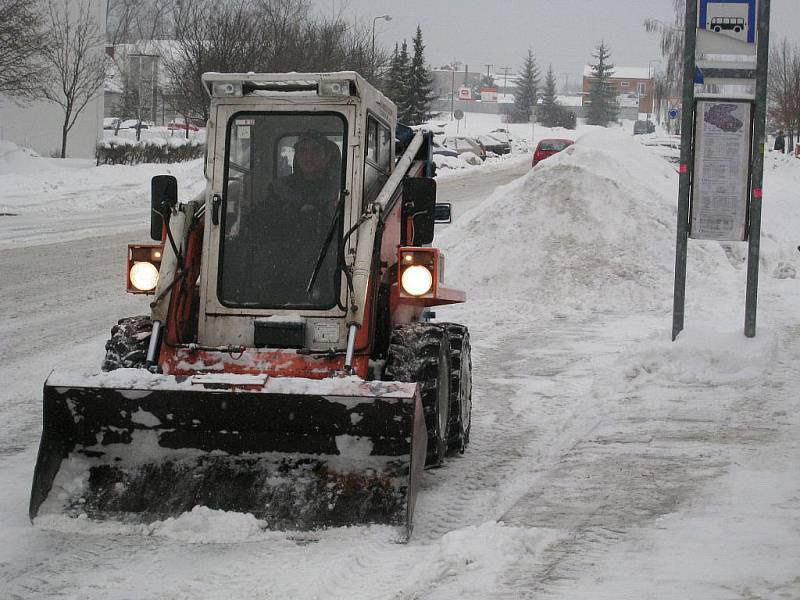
[{"x1": 30, "y1": 370, "x2": 427, "y2": 538}]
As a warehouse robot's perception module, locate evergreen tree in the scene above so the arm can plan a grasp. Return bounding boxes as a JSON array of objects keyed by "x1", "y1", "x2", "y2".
[
  {"x1": 512, "y1": 49, "x2": 540, "y2": 123},
  {"x1": 406, "y1": 25, "x2": 434, "y2": 124},
  {"x1": 383, "y1": 43, "x2": 401, "y2": 101},
  {"x1": 538, "y1": 65, "x2": 559, "y2": 126},
  {"x1": 586, "y1": 40, "x2": 619, "y2": 126},
  {"x1": 395, "y1": 40, "x2": 412, "y2": 122}
]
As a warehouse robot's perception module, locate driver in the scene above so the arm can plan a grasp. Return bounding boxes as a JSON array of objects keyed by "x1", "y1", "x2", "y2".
[
  {"x1": 256, "y1": 130, "x2": 342, "y2": 304},
  {"x1": 271, "y1": 131, "x2": 341, "y2": 217}
]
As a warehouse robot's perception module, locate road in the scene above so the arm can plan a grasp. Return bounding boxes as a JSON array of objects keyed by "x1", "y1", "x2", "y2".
[{"x1": 1, "y1": 154, "x2": 798, "y2": 600}]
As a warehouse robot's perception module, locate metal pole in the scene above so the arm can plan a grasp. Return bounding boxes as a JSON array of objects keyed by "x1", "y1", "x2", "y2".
[
  {"x1": 451, "y1": 64, "x2": 455, "y2": 120},
  {"x1": 371, "y1": 18, "x2": 377, "y2": 80},
  {"x1": 744, "y1": 0, "x2": 771, "y2": 337},
  {"x1": 648, "y1": 59, "x2": 659, "y2": 120},
  {"x1": 672, "y1": 0, "x2": 699, "y2": 341},
  {"x1": 370, "y1": 15, "x2": 390, "y2": 81}
]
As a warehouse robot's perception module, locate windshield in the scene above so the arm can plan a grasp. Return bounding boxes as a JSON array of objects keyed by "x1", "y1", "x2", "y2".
[
  {"x1": 219, "y1": 112, "x2": 346, "y2": 309},
  {"x1": 539, "y1": 140, "x2": 570, "y2": 151}
]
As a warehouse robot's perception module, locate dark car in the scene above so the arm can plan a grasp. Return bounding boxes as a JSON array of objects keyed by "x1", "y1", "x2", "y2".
[
  {"x1": 532, "y1": 138, "x2": 574, "y2": 166},
  {"x1": 633, "y1": 120, "x2": 656, "y2": 135}
]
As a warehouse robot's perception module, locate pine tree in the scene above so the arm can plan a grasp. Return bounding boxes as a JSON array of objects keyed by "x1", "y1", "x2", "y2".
[
  {"x1": 406, "y1": 25, "x2": 434, "y2": 124},
  {"x1": 394, "y1": 40, "x2": 412, "y2": 122},
  {"x1": 586, "y1": 40, "x2": 619, "y2": 126},
  {"x1": 538, "y1": 65, "x2": 559, "y2": 126},
  {"x1": 383, "y1": 43, "x2": 401, "y2": 101},
  {"x1": 512, "y1": 49, "x2": 540, "y2": 123}
]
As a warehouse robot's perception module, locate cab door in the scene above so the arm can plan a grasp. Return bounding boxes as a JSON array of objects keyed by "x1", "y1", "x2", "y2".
[{"x1": 198, "y1": 103, "x2": 356, "y2": 347}]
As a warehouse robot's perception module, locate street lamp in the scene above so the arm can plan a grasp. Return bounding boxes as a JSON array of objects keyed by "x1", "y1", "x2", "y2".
[
  {"x1": 450, "y1": 60, "x2": 461, "y2": 120},
  {"x1": 647, "y1": 59, "x2": 660, "y2": 121},
  {"x1": 371, "y1": 14, "x2": 392, "y2": 80}
]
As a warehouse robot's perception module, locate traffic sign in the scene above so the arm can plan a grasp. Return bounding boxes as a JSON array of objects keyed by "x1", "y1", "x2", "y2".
[
  {"x1": 453, "y1": 109, "x2": 464, "y2": 120},
  {"x1": 699, "y1": 0, "x2": 756, "y2": 43},
  {"x1": 668, "y1": 108, "x2": 680, "y2": 119}
]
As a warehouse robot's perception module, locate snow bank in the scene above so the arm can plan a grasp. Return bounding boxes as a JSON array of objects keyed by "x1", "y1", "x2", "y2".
[
  {"x1": 0, "y1": 145, "x2": 205, "y2": 215},
  {"x1": 0, "y1": 140, "x2": 91, "y2": 176},
  {"x1": 438, "y1": 128, "x2": 683, "y2": 315}
]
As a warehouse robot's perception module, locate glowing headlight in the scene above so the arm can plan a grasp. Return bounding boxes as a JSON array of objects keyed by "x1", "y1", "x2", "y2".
[
  {"x1": 401, "y1": 265, "x2": 433, "y2": 296},
  {"x1": 129, "y1": 261, "x2": 159, "y2": 292}
]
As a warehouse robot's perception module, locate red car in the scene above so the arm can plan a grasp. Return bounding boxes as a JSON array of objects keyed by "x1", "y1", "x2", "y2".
[
  {"x1": 167, "y1": 118, "x2": 200, "y2": 132},
  {"x1": 532, "y1": 138, "x2": 574, "y2": 166}
]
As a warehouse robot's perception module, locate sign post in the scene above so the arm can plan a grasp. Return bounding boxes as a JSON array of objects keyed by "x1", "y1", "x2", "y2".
[
  {"x1": 454, "y1": 108, "x2": 464, "y2": 134},
  {"x1": 672, "y1": 0, "x2": 770, "y2": 340},
  {"x1": 744, "y1": 0, "x2": 771, "y2": 337}
]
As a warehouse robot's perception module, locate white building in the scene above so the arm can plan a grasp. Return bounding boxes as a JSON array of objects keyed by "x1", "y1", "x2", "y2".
[{"x1": 0, "y1": 1, "x2": 106, "y2": 159}]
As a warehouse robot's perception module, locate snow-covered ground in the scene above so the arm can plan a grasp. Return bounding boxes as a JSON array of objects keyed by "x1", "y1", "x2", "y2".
[{"x1": 1, "y1": 114, "x2": 799, "y2": 599}]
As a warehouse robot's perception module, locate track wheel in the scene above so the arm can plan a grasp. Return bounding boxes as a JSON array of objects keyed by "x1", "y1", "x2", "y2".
[
  {"x1": 101, "y1": 315, "x2": 152, "y2": 371},
  {"x1": 384, "y1": 323, "x2": 451, "y2": 467},
  {"x1": 440, "y1": 323, "x2": 472, "y2": 455}
]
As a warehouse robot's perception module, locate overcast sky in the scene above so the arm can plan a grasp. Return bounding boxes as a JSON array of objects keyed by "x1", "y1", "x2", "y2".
[{"x1": 314, "y1": 0, "x2": 800, "y2": 87}]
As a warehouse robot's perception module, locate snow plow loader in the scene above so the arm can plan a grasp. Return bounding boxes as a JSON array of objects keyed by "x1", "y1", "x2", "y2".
[{"x1": 30, "y1": 72, "x2": 471, "y2": 538}]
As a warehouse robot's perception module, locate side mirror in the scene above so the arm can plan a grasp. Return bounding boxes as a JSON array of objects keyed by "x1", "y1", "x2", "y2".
[
  {"x1": 434, "y1": 203, "x2": 452, "y2": 224},
  {"x1": 150, "y1": 175, "x2": 178, "y2": 241},
  {"x1": 402, "y1": 177, "x2": 436, "y2": 245}
]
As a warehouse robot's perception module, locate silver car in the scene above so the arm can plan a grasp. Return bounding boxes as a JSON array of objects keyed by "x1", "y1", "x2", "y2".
[{"x1": 442, "y1": 136, "x2": 486, "y2": 161}]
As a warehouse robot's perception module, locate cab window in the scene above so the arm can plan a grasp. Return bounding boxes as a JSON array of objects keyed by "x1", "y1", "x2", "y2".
[{"x1": 363, "y1": 116, "x2": 391, "y2": 206}]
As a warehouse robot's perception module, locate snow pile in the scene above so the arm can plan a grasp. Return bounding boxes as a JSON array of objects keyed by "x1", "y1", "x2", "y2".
[
  {"x1": 438, "y1": 128, "x2": 683, "y2": 315},
  {"x1": 0, "y1": 153, "x2": 205, "y2": 214},
  {"x1": 434, "y1": 151, "x2": 532, "y2": 179},
  {"x1": 759, "y1": 151, "x2": 800, "y2": 276},
  {"x1": 0, "y1": 140, "x2": 65, "y2": 176},
  {"x1": 150, "y1": 506, "x2": 268, "y2": 542},
  {"x1": 611, "y1": 323, "x2": 778, "y2": 392},
  {"x1": 37, "y1": 506, "x2": 274, "y2": 543}
]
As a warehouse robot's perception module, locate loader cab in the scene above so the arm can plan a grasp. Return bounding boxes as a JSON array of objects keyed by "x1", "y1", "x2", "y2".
[{"x1": 197, "y1": 72, "x2": 396, "y2": 349}]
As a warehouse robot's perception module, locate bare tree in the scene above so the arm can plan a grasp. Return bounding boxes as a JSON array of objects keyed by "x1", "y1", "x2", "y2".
[
  {"x1": 107, "y1": 0, "x2": 175, "y2": 44},
  {"x1": 163, "y1": 0, "x2": 380, "y2": 122},
  {"x1": 0, "y1": 0, "x2": 47, "y2": 99},
  {"x1": 644, "y1": 0, "x2": 684, "y2": 106},
  {"x1": 164, "y1": 0, "x2": 271, "y2": 121},
  {"x1": 768, "y1": 39, "x2": 800, "y2": 150},
  {"x1": 40, "y1": 0, "x2": 107, "y2": 158}
]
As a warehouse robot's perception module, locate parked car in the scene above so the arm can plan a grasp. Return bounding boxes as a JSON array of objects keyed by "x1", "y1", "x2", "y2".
[
  {"x1": 118, "y1": 119, "x2": 152, "y2": 130},
  {"x1": 475, "y1": 134, "x2": 511, "y2": 155},
  {"x1": 442, "y1": 136, "x2": 486, "y2": 161},
  {"x1": 488, "y1": 129, "x2": 514, "y2": 145},
  {"x1": 532, "y1": 138, "x2": 574, "y2": 166},
  {"x1": 432, "y1": 139, "x2": 458, "y2": 158},
  {"x1": 633, "y1": 120, "x2": 656, "y2": 135},
  {"x1": 102, "y1": 117, "x2": 122, "y2": 130},
  {"x1": 167, "y1": 118, "x2": 200, "y2": 132}
]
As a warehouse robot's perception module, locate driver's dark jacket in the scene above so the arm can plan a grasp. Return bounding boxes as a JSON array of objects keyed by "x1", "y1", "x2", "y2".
[{"x1": 246, "y1": 171, "x2": 341, "y2": 306}]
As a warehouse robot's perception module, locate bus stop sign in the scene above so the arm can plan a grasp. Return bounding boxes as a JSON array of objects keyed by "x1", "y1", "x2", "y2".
[{"x1": 699, "y1": 0, "x2": 757, "y2": 43}]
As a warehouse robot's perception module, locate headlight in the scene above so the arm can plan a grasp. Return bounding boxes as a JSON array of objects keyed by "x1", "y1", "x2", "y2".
[
  {"x1": 129, "y1": 261, "x2": 159, "y2": 292},
  {"x1": 401, "y1": 265, "x2": 433, "y2": 296},
  {"x1": 319, "y1": 80, "x2": 352, "y2": 96}
]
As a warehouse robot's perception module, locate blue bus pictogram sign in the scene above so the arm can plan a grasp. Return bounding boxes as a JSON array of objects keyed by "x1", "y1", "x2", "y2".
[{"x1": 699, "y1": 0, "x2": 756, "y2": 44}]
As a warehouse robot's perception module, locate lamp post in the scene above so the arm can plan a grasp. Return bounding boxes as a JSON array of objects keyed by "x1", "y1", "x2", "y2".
[
  {"x1": 371, "y1": 15, "x2": 391, "y2": 80},
  {"x1": 647, "y1": 59, "x2": 660, "y2": 120},
  {"x1": 450, "y1": 60, "x2": 461, "y2": 120}
]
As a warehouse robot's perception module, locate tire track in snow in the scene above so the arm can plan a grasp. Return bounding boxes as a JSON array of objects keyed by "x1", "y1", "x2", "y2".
[{"x1": 412, "y1": 317, "x2": 621, "y2": 542}]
